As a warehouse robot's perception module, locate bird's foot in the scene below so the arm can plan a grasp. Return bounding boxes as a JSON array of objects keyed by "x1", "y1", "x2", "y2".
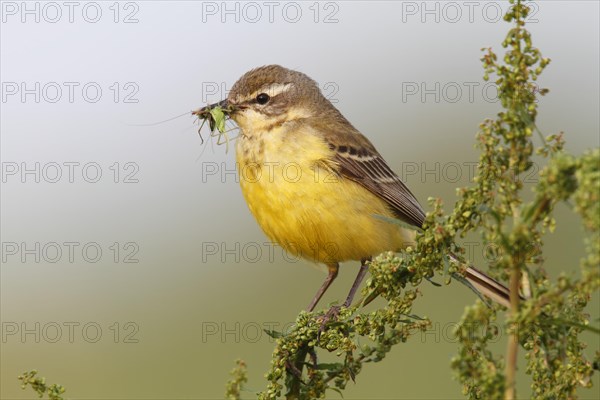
[{"x1": 318, "y1": 305, "x2": 341, "y2": 338}]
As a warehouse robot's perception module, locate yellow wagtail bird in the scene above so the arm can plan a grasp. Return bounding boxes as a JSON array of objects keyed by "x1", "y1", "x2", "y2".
[{"x1": 195, "y1": 65, "x2": 511, "y2": 313}]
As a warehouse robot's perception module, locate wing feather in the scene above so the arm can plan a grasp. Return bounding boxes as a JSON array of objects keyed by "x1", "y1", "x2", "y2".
[
  {"x1": 308, "y1": 108, "x2": 425, "y2": 228},
  {"x1": 330, "y1": 143, "x2": 425, "y2": 228}
]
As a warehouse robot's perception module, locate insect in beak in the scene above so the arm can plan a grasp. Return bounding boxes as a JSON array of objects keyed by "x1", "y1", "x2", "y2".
[
  {"x1": 192, "y1": 100, "x2": 238, "y2": 152},
  {"x1": 192, "y1": 99, "x2": 234, "y2": 134}
]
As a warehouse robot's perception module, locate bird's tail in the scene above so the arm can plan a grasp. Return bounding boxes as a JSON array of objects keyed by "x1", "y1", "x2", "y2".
[
  {"x1": 463, "y1": 265, "x2": 512, "y2": 308},
  {"x1": 362, "y1": 253, "x2": 518, "y2": 308},
  {"x1": 448, "y1": 253, "x2": 515, "y2": 308}
]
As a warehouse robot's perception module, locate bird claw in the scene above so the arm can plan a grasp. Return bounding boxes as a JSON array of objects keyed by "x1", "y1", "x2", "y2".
[{"x1": 317, "y1": 305, "x2": 342, "y2": 339}]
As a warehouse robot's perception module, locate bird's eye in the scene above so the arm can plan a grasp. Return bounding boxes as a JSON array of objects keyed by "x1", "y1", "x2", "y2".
[{"x1": 256, "y1": 93, "x2": 270, "y2": 105}]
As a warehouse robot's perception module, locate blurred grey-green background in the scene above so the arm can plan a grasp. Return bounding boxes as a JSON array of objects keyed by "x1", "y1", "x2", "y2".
[{"x1": 1, "y1": 1, "x2": 598, "y2": 399}]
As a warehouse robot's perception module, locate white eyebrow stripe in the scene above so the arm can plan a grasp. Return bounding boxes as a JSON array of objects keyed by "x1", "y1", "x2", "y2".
[{"x1": 248, "y1": 83, "x2": 294, "y2": 101}]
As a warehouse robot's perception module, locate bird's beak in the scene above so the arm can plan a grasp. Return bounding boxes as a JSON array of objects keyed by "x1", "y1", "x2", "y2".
[{"x1": 193, "y1": 99, "x2": 229, "y2": 115}]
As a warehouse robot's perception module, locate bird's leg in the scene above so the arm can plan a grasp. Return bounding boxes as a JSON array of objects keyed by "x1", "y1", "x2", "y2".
[
  {"x1": 341, "y1": 257, "x2": 370, "y2": 308},
  {"x1": 319, "y1": 258, "x2": 370, "y2": 334},
  {"x1": 307, "y1": 263, "x2": 339, "y2": 312}
]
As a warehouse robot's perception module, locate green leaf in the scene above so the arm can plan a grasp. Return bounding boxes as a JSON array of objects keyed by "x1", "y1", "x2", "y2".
[
  {"x1": 315, "y1": 362, "x2": 343, "y2": 370},
  {"x1": 263, "y1": 329, "x2": 284, "y2": 339}
]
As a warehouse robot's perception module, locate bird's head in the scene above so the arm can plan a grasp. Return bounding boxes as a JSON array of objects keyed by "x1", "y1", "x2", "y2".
[{"x1": 197, "y1": 65, "x2": 328, "y2": 133}]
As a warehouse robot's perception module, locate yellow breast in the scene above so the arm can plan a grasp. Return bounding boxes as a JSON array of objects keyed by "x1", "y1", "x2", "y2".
[{"x1": 235, "y1": 122, "x2": 414, "y2": 265}]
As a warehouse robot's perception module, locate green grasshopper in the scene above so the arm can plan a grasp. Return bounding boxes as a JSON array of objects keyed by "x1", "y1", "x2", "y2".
[{"x1": 192, "y1": 103, "x2": 237, "y2": 152}]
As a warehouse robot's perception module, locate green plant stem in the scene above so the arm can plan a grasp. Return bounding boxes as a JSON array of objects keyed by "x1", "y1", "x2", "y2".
[{"x1": 287, "y1": 345, "x2": 309, "y2": 399}]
